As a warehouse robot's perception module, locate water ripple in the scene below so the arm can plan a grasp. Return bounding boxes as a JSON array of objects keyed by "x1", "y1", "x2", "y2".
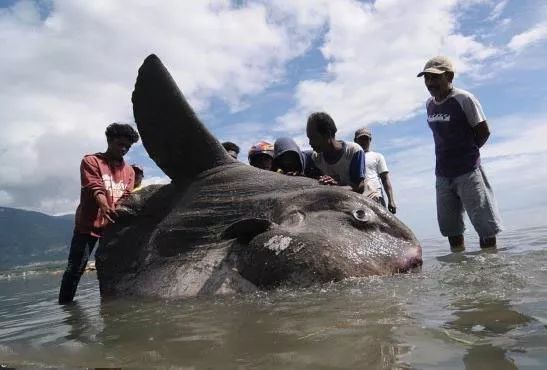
[{"x1": 0, "y1": 226, "x2": 546, "y2": 368}]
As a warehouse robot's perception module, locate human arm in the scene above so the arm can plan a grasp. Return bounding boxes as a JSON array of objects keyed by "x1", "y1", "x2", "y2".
[
  {"x1": 317, "y1": 176, "x2": 355, "y2": 192},
  {"x1": 473, "y1": 121, "x2": 490, "y2": 148},
  {"x1": 379, "y1": 172, "x2": 396, "y2": 213},
  {"x1": 304, "y1": 161, "x2": 323, "y2": 179},
  {"x1": 303, "y1": 150, "x2": 323, "y2": 179},
  {"x1": 95, "y1": 193, "x2": 117, "y2": 223},
  {"x1": 319, "y1": 175, "x2": 339, "y2": 186},
  {"x1": 349, "y1": 149, "x2": 366, "y2": 194},
  {"x1": 80, "y1": 156, "x2": 117, "y2": 223},
  {"x1": 352, "y1": 179, "x2": 365, "y2": 194},
  {"x1": 461, "y1": 93, "x2": 489, "y2": 148},
  {"x1": 376, "y1": 154, "x2": 395, "y2": 212},
  {"x1": 119, "y1": 166, "x2": 136, "y2": 200}
]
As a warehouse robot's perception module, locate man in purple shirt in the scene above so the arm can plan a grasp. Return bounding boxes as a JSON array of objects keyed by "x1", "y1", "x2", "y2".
[{"x1": 417, "y1": 56, "x2": 503, "y2": 252}]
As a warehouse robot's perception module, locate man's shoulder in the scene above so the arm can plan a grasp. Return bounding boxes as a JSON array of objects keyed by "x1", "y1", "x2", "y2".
[
  {"x1": 428, "y1": 88, "x2": 477, "y2": 105},
  {"x1": 451, "y1": 87, "x2": 479, "y2": 103},
  {"x1": 452, "y1": 87, "x2": 474, "y2": 96},
  {"x1": 343, "y1": 141, "x2": 362, "y2": 155},
  {"x1": 367, "y1": 151, "x2": 384, "y2": 160},
  {"x1": 343, "y1": 142, "x2": 364, "y2": 163},
  {"x1": 81, "y1": 154, "x2": 130, "y2": 171},
  {"x1": 82, "y1": 153, "x2": 103, "y2": 164}
]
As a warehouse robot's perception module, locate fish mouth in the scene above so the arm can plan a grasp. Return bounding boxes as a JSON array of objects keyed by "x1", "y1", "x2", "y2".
[{"x1": 395, "y1": 244, "x2": 423, "y2": 273}]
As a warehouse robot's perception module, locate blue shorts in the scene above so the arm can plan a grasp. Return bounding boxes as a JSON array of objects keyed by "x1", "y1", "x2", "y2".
[{"x1": 436, "y1": 166, "x2": 503, "y2": 238}]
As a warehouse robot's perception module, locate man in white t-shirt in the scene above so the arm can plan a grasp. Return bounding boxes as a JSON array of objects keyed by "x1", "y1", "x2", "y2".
[
  {"x1": 306, "y1": 112, "x2": 366, "y2": 194},
  {"x1": 354, "y1": 127, "x2": 397, "y2": 214}
]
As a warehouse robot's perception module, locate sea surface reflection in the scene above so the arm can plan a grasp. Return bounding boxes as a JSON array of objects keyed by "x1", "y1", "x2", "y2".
[{"x1": 1, "y1": 226, "x2": 547, "y2": 368}]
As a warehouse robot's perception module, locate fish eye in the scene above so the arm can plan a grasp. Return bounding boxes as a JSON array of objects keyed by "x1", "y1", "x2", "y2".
[{"x1": 352, "y1": 209, "x2": 370, "y2": 223}]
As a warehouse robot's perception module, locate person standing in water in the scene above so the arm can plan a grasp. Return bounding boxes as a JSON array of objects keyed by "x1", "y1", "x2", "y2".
[
  {"x1": 58, "y1": 123, "x2": 139, "y2": 304},
  {"x1": 417, "y1": 56, "x2": 503, "y2": 251}
]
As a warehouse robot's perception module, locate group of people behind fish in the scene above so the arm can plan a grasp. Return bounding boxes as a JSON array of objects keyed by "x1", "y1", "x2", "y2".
[
  {"x1": 221, "y1": 117, "x2": 397, "y2": 214},
  {"x1": 57, "y1": 55, "x2": 504, "y2": 305},
  {"x1": 223, "y1": 55, "x2": 504, "y2": 253}
]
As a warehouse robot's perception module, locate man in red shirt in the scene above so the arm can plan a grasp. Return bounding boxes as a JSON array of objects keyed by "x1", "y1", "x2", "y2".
[{"x1": 58, "y1": 123, "x2": 140, "y2": 304}]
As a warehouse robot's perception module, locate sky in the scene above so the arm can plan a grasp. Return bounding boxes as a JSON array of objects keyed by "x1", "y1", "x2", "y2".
[{"x1": 1, "y1": 0, "x2": 547, "y2": 239}]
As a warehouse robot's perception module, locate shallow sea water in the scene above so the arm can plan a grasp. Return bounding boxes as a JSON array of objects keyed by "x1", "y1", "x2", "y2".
[{"x1": 1, "y1": 225, "x2": 547, "y2": 369}]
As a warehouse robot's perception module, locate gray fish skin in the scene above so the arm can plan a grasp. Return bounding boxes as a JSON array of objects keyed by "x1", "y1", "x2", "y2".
[{"x1": 95, "y1": 55, "x2": 422, "y2": 299}]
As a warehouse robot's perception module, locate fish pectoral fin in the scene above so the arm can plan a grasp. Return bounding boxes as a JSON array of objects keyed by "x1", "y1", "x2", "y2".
[{"x1": 222, "y1": 218, "x2": 277, "y2": 243}]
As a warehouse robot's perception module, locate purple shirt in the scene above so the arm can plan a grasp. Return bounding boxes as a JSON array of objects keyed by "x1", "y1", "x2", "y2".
[{"x1": 426, "y1": 87, "x2": 486, "y2": 178}]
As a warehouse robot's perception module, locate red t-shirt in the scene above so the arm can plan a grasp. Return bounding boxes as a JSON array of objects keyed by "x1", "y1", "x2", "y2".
[{"x1": 74, "y1": 153, "x2": 135, "y2": 237}]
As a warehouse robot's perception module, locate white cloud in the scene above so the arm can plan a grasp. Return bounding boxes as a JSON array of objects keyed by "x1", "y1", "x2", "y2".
[
  {"x1": 482, "y1": 115, "x2": 547, "y2": 159},
  {"x1": 507, "y1": 22, "x2": 547, "y2": 52},
  {"x1": 142, "y1": 176, "x2": 170, "y2": 187},
  {"x1": 0, "y1": 190, "x2": 14, "y2": 206},
  {"x1": 487, "y1": 0, "x2": 509, "y2": 21},
  {"x1": 498, "y1": 18, "x2": 512, "y2": 27},
  {"x1": 276, "y1": 0, "x2": 500, "y2": 136},
  {"x1": 0, "y1": 0, "x2": 314, "y2": 214},
  {"x1": 1, "y1": 0, "x2": 546, "y2": 224}
]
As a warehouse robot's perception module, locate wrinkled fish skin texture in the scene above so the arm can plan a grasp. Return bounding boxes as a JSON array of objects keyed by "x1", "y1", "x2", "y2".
[{"x1": 95, "y1": 55, "x2": 422, "y2": 299}]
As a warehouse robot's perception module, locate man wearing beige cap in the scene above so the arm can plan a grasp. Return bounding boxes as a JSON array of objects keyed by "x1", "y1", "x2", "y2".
[
  {"x1": 417, "y1": 56, "x2": 503, "y2": 252},
  {"x1": 354, "y1": 127, "x2": 397, "y2": 213}
]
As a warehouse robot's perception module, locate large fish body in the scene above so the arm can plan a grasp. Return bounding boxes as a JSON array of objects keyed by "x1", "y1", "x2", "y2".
[{"x1": 96, "y1": 55, "x2": 422, "y2": 298}]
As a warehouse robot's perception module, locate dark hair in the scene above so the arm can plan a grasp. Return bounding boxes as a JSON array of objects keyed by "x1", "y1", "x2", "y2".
[
  {"x1": 131, "y1": 165, "x2": 144, "y2": 175},
  {"x1": 445, "y1": 71, "x2": 455, "y2": 83},
  {"x1": 307, "y1": 112, "x2": 337, "y2": 138},
  {"x1": 105, "y1": 123, "x2": 140, "y2": 143},
  {"x1": 222, "y1": 141, "x2": 240, "y2": 154}
]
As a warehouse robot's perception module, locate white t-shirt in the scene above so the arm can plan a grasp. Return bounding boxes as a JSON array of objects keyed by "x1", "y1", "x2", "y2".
[
  {"x1": 364, "y1": 151, "x2": 388, "y2": 198},
  {"x1": 311, "y1": 141, "x2": 364, "y2": 187}
]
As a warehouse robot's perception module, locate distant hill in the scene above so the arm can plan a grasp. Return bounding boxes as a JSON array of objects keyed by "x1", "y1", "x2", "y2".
[{"x1": 0, "y1": 207, "x2": 74, "y2": 269}]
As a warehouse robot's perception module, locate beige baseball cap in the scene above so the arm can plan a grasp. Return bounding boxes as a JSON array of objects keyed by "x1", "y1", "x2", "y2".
[
  {"x1": 417, "y1": 56, "x2": 454, "y2": 77},
  {"x1": 354, "y1": 127, "x2": 372, "y2": 140}
]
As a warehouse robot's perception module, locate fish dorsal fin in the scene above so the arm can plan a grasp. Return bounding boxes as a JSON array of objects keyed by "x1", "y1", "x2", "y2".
[{"x1": 132, "y1": 54, "x2": 234, "y2": 183}]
